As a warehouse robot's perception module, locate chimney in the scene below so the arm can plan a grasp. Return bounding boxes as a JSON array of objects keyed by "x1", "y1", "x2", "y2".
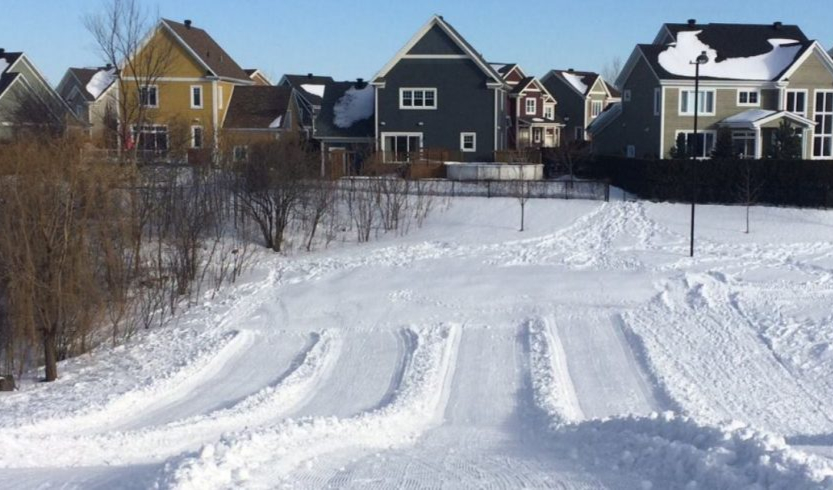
[
  {"x1": 307, "y1": 73, "x2": 313, "y2": 79},
  {"x1": 773, "y1": 21, "x2": 783, "y2": 30},
  {"x1": 105, "y1": 63, "x2": 112, "y2": 70},
  {"x1": 0, "y1": 48, "x2": 5, "y2": 57},
  {"x1": 567, "y1": 68, "x2": 574, "y2": 73},
  {"x1": 356, "y1": 77, "x2": 365, "y2": 88},
  {"x1": 687, "y1": 18, "x2": 697, "y2": 27},
  {"x1": 184, "y1": 19, "x2": 192, "y2": 29}
]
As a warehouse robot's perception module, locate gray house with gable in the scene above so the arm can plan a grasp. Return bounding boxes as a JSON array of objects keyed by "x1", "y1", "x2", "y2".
[{"x1": 371, "y1": 15, "x2": 509, "y2": 163}]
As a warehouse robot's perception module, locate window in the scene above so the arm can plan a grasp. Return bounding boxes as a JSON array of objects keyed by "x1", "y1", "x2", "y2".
[
  {"x1": 591, "y1": 100, "x2": 603, "y2": 118},
  {"x1": 737, "y1": 89, "x2": 760, "y2": 106},
  {"x1": 525, "y1": 98, "x2": 537, "y2": 115},
  {"x1": 218, "y1": 85, "x2": 224, "y2": 110},
  {"x1": 813, "y1": 91, "x2": 833, "y2": 158},
  {"x1": 626, "y1": 145, "x2": 636, "y2": 158},
  {"x1": 653, "y1": 88, "x2": 662, "y2": 116},
  {"x1": 233, "y1": 145, "x2": 248, "y2": 162},
  {"x1": 382, "y1": 133, "x2": 422, "y2": 162},
  {"x1": 460, "y1": 132, "x2": 476, "y2": 152},
  {"x1": 677, "y1": 130, "x2": 716, "y2": 158},
  {"x1": 623, "y1": 89, "x2": 631, "y2": 102},
  {"x1": 786, "y1": 90, "x2": 807, "y2": 116},
  {"x1": 679, "y1": 89, "x2": 715, "y2": 116},
  {"x1": 139, "y1": 86, "x2": 158, "y2": 108},
  {"x1": 400, "y1": 88, "x2": 436, "y2": 109},
  {"x1": 574, "y1": 127, "x2": 584, "y2": 141},
  {"x1": 532, "y1": 127, "x2": 543, "y2": 143},
  {"x1": 191, "y1": 85, "x2": 203, "y2": 109},
  {"x1": 132, "y1": 124, "x2": 167, "y2": 153},
  {"x1": 544, "y1": 104, "x2": 554, "y2": 120},
  {"x1": 191, "y1": 126, "x2": 203, "y2": 149},
  {"x1": 732, "y1": 131, "x2": 756, "y2": 158}
]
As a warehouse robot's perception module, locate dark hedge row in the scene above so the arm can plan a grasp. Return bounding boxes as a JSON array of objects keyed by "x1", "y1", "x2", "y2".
[{"x1": 580, "y1": 157, "x2": 833, "y2": 208}]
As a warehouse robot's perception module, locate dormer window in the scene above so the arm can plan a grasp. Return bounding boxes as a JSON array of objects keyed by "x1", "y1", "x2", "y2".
[
  {"x1": 591, "y1": 100, "x2": 603, "y2": 118},
  {"x1": 400, "y1": 88, "x2": 437, "y2": 109},
  {"x1": 525, "y1": 98, "x2": 537, "y2": 115}
]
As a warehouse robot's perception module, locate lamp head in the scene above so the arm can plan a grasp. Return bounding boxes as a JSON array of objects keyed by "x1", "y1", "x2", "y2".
[{"x1": 696, "y1": 51, "x2": 709, "y2": 64}]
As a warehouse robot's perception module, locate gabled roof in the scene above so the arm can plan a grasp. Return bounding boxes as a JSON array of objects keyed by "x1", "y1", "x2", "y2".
[
  {"x1": 718, "y1": 109, "x2": 815, "y2": 129},
  {"x1": 245, "y1": 69, "x2": 272, "y2": 85},
  {"x1": 161, "y1": 19, "x2": 250, "y2": 82},
  {"x1": 637, "y1": 23, "x2": 813, "y2": 82},
  {"x1": 223, "y1": 86, "x2": 292, "y2": 130},
  {"x1": 544, "y1": 69, "x2": 600, "y2": 97},
  {"x1": 509, "y1": 76, "x2": 556, "y2": 103},
  {"x1": 0, "y1": 51, "x2": 23, "y2": 99},
  {"x1": 280, "y1": 74, "x2": 335, "y2": 106},
  {"x1": 604, "y1": 80, "x2": 621, "y2": 98},
  {"x1": 314, "y1": 81, "x2": 375, "y2": 140},
  {"x1": 371, "y1": 15, "x2": 506, "y2": 88},
  {"x1": 65, "y1": 67, "x2": 117, "y2": 102},
  {"x1": 587, "y1": 102, "x2": 622, "y2": 135}
]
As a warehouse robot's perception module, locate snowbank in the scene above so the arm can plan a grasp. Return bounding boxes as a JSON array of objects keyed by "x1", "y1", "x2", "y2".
[
  {"x1": 658, "y1": 31, "x2": 802, "y2": 80},
  {"x1": 333, "y1": 85, "x2": 374, "y2": 128},
  {"x1": 159, "y1": 323, "x2": 461, "y2": 489}
]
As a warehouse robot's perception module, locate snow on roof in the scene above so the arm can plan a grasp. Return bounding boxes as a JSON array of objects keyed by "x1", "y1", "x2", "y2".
[
  {"x1": 721, "y1": 109, "x2": 776, "y2": 124},
  {"x1": 85, "y1": 67, "x2": 116, "y2": 99},
  {"x1": 300, "y1": 83, "x2": 325, "y2": 98},
  {"x1": 587, "y1": 102, "x2": 622, "y2": 134},
  {"x1": 268, "y1": 115, "x2": 283, "y2": 128},
  {"x1": 658, "y1": 31, "x2": 802, "y2": 80},
  {"x1": 563, "y1": 72, "x2": 588, "y2": 94},
  {"x1": 333, "y1": 85, "x2": 374, "y2": 129}
]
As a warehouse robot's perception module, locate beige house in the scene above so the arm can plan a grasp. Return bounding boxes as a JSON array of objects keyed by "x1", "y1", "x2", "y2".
[
  {"x1": 590, "y1": 20, "x2": 833, "y2": 160},
  {"x1": 57, "y1": 66, "x2": 118, "y2": 146}
]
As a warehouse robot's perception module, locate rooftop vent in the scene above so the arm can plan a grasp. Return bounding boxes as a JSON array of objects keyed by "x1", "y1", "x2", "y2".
[
  {"x1": 567, "y1": 68, "x2": 574, "y2": 73},
  {"x1": 105, "y1": 63, "x2": 112, "y2": 70},
  {"x1": 773, "y1": 21, "x2": 783, "y2": 30},
  {"x1": 687, "y1": 19, "x2": 697, "y2": 26},
  {"x1": 184, "y1": 19, "x2": 192, "y2": 29},
  {"x1": 307, "y1": 73, "x2": 313, "y2": 78},
  {"x1": 0, "y1": 48, "x2": 5, "y2": 57},
  {"x1": 356, "y1": 77, "x2": 366, "y2": 88}
]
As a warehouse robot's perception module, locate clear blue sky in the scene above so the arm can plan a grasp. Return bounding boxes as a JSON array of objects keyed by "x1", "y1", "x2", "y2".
[{"x1": 2, "y1": 0, "x2": 832, "y2": 86}]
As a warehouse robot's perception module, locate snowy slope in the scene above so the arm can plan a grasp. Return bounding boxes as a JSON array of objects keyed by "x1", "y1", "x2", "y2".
[{"x1": 1, "y1": 197, "x2": 833, "y2": 489}]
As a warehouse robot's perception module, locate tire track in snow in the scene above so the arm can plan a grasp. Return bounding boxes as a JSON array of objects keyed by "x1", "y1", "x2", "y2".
[
  {"x1": 0, "y1": 330, "x2": 340, "y2": 468},
  {"x1": 159, "y1": 324, "x2": 462, "y2": 489}
]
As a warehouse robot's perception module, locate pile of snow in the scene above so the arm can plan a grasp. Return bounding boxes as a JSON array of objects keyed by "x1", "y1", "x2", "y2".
[
  {"x1": 159, "y1": 324, "x2": 461, "y2": 489},
  {"x1": 85, "y1": 67, "x2": 116, "y2": 99},
  {"x1": 333, "y1": 85, "x2": 374, "y2": 129},
  {"x1": 300, "y1": 83, "x2": 325, "y2": 98},
  {"x1": 268, "y1": 115, "x2": 282, "y2": 128},
  {"x1": 658, "y1": 31, "x2": 802, "y2": 80},
  {"x1": 563, "y1": 72, "x2": 588, "y2": 94}
]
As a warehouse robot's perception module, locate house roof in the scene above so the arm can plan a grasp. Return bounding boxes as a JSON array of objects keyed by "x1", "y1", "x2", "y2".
[
  {"x1": 546, "y1": 70, "x2": 600, "y2": 97},
  {"x1": 314, "y1": 81, "x2": 375, "y2": 140},
  {"x1": 510, "y1": 76, "x2": 536, "y2": 95},
  {"x1": 0, "y1": 51, "x2": 23, "y2": 98},
  {"x1": 604, "y1": 80, "x2": 621, "y2": 98},
  {"x1": 223, "y1": 85, "x2": 292, "y2": 130},
  {"x1": 281, "y1": 74, "x2": 335, "y2": 106},
  {"x1": 586, "y1": 102, "x2": 622, "y2": 135},
  {"x1": 66, "y1": 67, "x2": 117, "y2": 102},
  {"x1": 245, "y1": 69, "x2": 272, "y2": 85},
  {"x1": 641, "y1": 23, "x2": 813, "y2": 81},
  {"x1": 719, "y1": 108, "x2": 815, "y2": 129},
  {"x1": 162, "y1": 19, "x2": 250, "y2": 82},
  {"x1": 490, "y1": 63, "x2": 517, "y2": 77},
  {"x1": 372, "y1": 15, "x2": 505, "y2": 88}
]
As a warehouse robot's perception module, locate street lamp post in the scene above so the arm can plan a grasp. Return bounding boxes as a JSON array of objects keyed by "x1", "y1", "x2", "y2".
[{"x1": 689, "y1": 50, "x2": 709, "y2": 257}]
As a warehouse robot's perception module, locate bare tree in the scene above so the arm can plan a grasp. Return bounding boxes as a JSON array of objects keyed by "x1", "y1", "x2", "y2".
[
  {"x1": 512, "y1": 179, "x2": 532, "y2": 232},
  {"x1": 737, "y1": 160, "x2": 764, "y2": 234},
  {"x1": 601, "y1": 56, "x2": 624, "y2": 86},
  {"x1": 84, "y1": 0, "x2": 174, "y2": 155}
]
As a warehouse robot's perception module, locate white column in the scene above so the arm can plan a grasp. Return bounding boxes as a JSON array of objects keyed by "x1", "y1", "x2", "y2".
[{"x1": 754, "y1": 127, "x2": 763, "y2": 159}]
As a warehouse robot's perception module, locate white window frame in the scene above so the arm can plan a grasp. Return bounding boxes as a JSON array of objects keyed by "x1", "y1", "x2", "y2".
[
  {"x1": 139, "y1": 85, "x2": 158, "y2": 108},
  {"x1": 543, "y1": 103, "x2": 554, "y2": 120},
  {"x1": 399, "y1": 88, "x2": 437, "y2": 110},
  {"x1": 813, "y1": 89, "x2": 833, "y2": 159},
  {"x1": 653, "y1": 88, "x2": 662, "y2": 116},
  {"x1": 381, "y1": 131, "x2": 423, "y2": 162},
  {"x1": 525, "y1": 98, "x2": 537, "y2": 115},
  {"x1": 190, "y1": 85, "x2": 203, "y2": 109},
  {"x1": 132, "y1": 124, "x2": 168, "y2": 152},
  {"x1": 591, "y1": 100, "x2": 603, "y2": 118},
  {"x1": 786, "y1": 89, "x2": 808, "y2": 117},
  {"x1": 460, "y1": 132, "x2": 477, "y2": 152},
  {"x1": 626, "y1": 145, "x2": 636, "y2": 158},
  {"x1": 678, "y1": 88, "x2": 716, "y2": 116},
  {"x1": 191, "y1": 125, "x2": 204, "y2": 149},
  {"x1": 737, "y1": 89, "x2": 760, "y2": 107},
  {"x1": 675, "y1": 130, "x2": 717, "y2": 159}
]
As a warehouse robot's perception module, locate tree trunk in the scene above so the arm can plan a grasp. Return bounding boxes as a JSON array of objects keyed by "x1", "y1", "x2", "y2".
[{"x1": 43, "y1": 331, "x2": 58, "y2": 382}]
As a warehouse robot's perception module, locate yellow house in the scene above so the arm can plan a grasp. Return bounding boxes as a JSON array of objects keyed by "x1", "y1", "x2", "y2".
[{"x1": 121, "y1": 18, "x2": 252, "y2": 156}]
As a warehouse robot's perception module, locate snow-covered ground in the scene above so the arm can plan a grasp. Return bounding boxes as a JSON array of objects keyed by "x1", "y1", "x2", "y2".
[{"x1": 2, "y1": 197, "x2": 833, "y2": 489}]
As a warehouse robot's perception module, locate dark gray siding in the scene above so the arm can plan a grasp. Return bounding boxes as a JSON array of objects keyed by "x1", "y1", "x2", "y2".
[
  {"x1": 407, "y1": 25, "x2": 465, "y2": 55},
  {"x1": 378, "y1": 58, "x2": 497, "y2": 161},
  {"x1": 541, "y1": 74, "x2": 585, "y2": 143}
]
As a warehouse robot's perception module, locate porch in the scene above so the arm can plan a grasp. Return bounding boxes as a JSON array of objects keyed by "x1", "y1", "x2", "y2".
[{"x1": 719, "y1": 109, "x2": 815, "y2": 159}]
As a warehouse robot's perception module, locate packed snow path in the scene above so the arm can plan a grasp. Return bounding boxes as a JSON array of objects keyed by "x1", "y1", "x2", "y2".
[{"x1": 2, "y1": 198, "x2": 833, "y2": 488}]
